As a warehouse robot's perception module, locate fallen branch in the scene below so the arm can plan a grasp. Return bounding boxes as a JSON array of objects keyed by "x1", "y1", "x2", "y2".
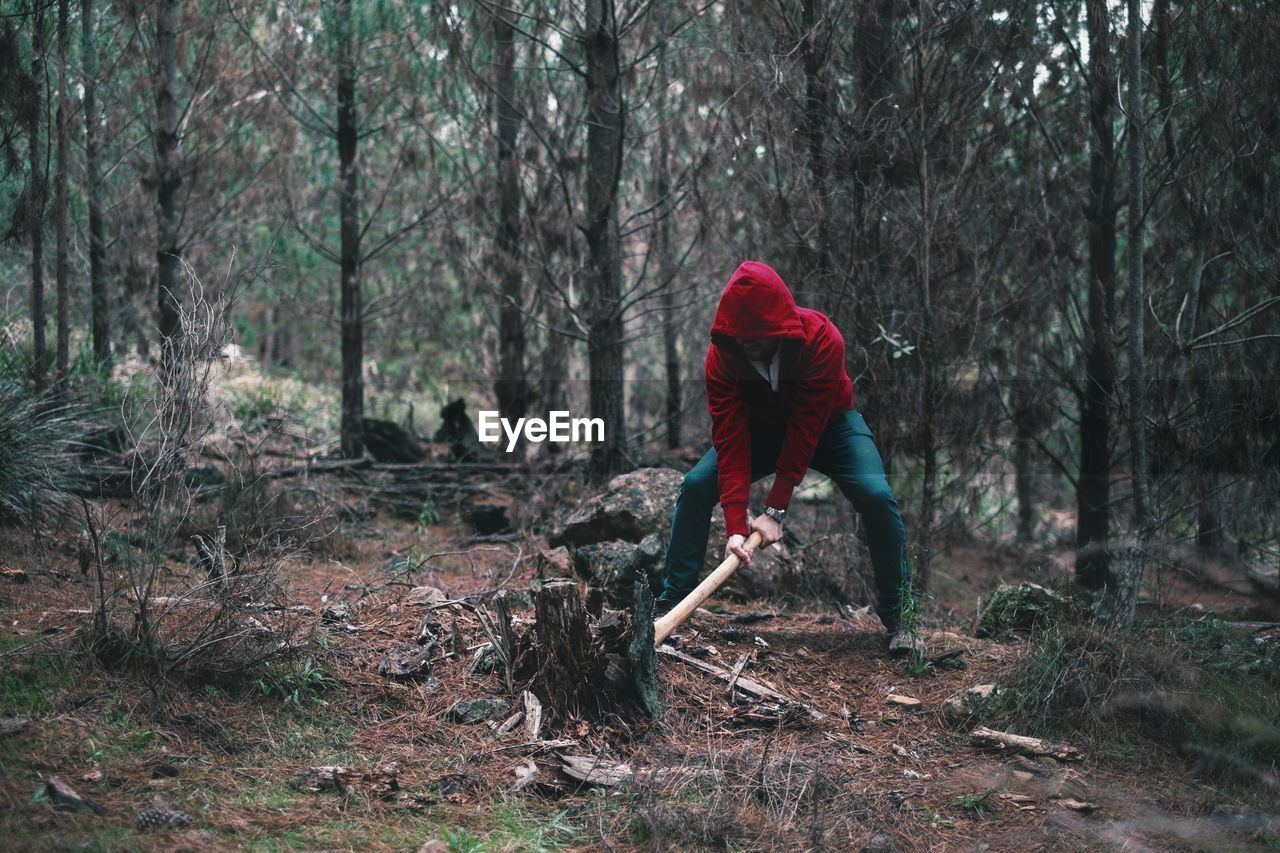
[
  {"x1": 657, "y1": 643, "x2": 823, "y2": 721},
  {"x1": 970, "y1": 726, "x2": 1083, "y2": 762}
]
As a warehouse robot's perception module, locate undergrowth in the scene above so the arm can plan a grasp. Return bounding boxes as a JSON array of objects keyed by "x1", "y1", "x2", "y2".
[{"x1": 986, "y1": 615, "x2": 1280, "y2": 794}]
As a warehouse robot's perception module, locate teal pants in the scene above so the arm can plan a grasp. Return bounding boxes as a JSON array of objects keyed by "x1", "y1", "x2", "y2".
[{"x1": 660, "y1": 409, "x2": 911, "y2": 630}]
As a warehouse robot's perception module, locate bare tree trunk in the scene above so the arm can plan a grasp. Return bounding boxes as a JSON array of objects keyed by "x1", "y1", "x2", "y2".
[
  {"x1": 1113, "y1": 0, "x2": 1148, "y2": 626},
  {"x1": 28, "y1": 0, "x2": 47, "y2": 391},
  {"x1": 153, "y1": 0, "x2": 182, "y2": 363},
  {"x1": 493, "y1": 8, "x2": 528, "y2": 425},
  {"x1": 1076, "y1": 0, "x2": 1118, "y2": 592},
  {"x1": 800, "y1": 0, "x2": 832, "y2": 306},
  {"x1": 83, "y1": 0, "x2": 109, "y2": 365},
  {"x1": 1126, "y1": 0, "x2": 1150, "y2": 537},
  {"x1": 912, "y1": 6, "x2": 936, "y2": 592},
  {"x1": 583, "y1": 0, "x2": 627, "y2": 480},
  {"x1": 55, "y1": 0, "x2": 69, "y2": 387},
  {"x1": 1013, "y1": 344, "x2": 1037, "y2": 543},
  {"x1": 336, "y1": 0, "x2": 364, "y2": 459},
  {"x1": 655, "y1": 41, "x2": 680, "y2": 450}
]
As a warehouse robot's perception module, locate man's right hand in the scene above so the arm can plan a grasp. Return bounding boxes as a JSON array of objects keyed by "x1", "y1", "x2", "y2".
[{"x1": 725, "y1": 534, "x2": 753, "y2": 565}]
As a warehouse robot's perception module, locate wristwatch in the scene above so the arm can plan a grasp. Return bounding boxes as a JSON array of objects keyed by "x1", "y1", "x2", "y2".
[{"x1": 762, "y1": 506, "x2": 787, "y2": 525}]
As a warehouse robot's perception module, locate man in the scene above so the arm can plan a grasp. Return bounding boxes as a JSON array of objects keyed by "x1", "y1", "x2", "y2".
[{"x1": 655, "y1": 260, "x2": 917, "y2": 654}]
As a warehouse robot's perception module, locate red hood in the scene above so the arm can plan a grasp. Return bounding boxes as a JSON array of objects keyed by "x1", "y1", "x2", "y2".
[{"x1": 709, "y1": 261, "x2": 805, "y2": 342}]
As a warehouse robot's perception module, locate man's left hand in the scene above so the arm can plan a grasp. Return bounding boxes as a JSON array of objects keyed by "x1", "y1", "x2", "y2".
[{"x1": 751, "y1": 513, "x2": 783, "y2": 547}]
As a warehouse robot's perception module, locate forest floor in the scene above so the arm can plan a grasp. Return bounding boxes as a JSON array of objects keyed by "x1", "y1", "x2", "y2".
[{"x1": 1, "y1": 453, "x2": 1278, "y2": 852}]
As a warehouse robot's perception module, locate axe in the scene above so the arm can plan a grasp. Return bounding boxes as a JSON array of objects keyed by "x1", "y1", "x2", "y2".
[{"x1": 653, "y1": 531, "x2": 764, "y2": 646}]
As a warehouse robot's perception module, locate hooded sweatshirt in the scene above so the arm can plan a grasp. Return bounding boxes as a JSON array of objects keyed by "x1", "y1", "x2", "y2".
[{"x1": 706, "y1": 261, "x2": 855, "y2": 536}]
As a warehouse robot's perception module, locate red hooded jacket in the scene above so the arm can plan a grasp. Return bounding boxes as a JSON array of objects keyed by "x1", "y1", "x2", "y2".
[{"x1": 706, "y1": 261, "x2": 855, "y2": 536}]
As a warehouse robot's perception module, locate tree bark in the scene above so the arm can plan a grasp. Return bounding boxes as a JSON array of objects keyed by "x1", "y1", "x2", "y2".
[
  {"x1": 583, "y1": 0, "x2": 627, "y2": 480},
  {"x1": 28, "y1": 0, "x2": 47, "y2": 392},
  {"x1": 493, "y1": 8, "x2": 528, "y2": 426},
  {"x1": 1013, "y1": 344, "x2": 1037, "y2": 543},
  {"x1": 83, "y1": 0, "x2": 109, "y2": 365},
  {"x1": 800, "y1": 0, "x2": 832, "y2": 307},
  {"x1": 1114, "y1": 0, "x2": 1148, "y2": 626},
  {"x1": 655, "y1": 41, "x2": 680, "y2": 450},
  {"x1": 55, "y1": 0, "x2": 70, "y2": 387},
  {"x1": 1126, "y1": 0, "x2": 1150, "y2": 538},
  {"x1": 153, "y1": 0, "x2": 182, "y2": 363},
  {"x1": 912, "y1": 6, "x2": 936, "y2": 592},
  {"x1": 1076, "y1": 0, "x2": 1117, "y2": 592},
  {"x1": 336, "y1": 0, "x2": 364, "y2": 459}
]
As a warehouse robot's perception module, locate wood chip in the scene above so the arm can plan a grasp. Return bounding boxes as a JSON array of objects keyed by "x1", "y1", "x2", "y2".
[
  {"x1": 42, "y1": 776, "x2": 104, "y2": 814},
  {"x1": 886, "y1": 694, "x2": 923, "y2": 709},
  {"x1": 1059, "y1": 799, "x2": 1100, "y2": 813}
]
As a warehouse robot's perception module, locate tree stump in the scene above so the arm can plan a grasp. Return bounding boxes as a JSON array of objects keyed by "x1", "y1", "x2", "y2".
[{"x1": 530, "y1": 577, "x2": 661, "y2": 725}]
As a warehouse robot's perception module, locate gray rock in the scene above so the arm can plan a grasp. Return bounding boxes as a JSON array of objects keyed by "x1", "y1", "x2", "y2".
[
  {"x1": 379, "y1": 643, "x2": 433, "y2": 678},
  {"x1": 574, "y1": 533, "x2": 665, "y2": 606},
  {"x1": 860, "y1": 830, "x2": 901, "y2": 853},
  {"x1": 942, "y1": 683, "x2": 998, "y2": 726},
  {"x1": 550, "y1": 468, "x2": 683, "y2": 549},
  {"x1": 445, "y1": 698, "x2": 509, "y2": 725},
  {"x1": 321, "y1": 601, "x2": 358, "y2": 625}
]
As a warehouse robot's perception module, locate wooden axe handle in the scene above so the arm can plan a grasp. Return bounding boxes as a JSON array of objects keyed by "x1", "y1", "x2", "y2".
[{"x1": 653, "y1": 531, "x2": 764, "y2": 646}]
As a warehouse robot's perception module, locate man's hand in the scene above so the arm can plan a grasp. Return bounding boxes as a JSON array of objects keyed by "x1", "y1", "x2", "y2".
[
  {"x1": 725, "y1": 534, "x2": 754, "y2": 565},
  {"x1": 750, "y1": 513, "x2": 784, "y2": 548}
]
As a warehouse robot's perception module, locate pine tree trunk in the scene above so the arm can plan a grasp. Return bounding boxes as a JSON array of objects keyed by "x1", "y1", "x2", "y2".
[
  {"x1": 83, "y1": 0, "x2": 109, "y2": 365},
  {"x1": 583, "y1": 0, "x2": 627, "y2": 481},
  {"x1": 1114, "y1": 0, "x2": 1148, "y2": 627},
  {"x1": 28, "y1": 0, "x2": 47, "y2": 392},
  {"x1": 655, "y1": 41, "x2": 680, "y2": 450},
  {"x1": 153, "y1": 0, "x2": 181, "y2": 363},
  {"x1": 493, "y1": 8, "x2": 528, "y2": 427},
  {"x1": 55, "y1": 0, "x2": 70, "y2": 386},
  {"x1": 801, "y1": 0, "x2": 832, "y2": 308},
  {"x1": 1076, "y1": 0, "x2": 1117, "y2": 592},
  {"x1": 336, "y1": 0, "x2": 364, "y2": 459}
]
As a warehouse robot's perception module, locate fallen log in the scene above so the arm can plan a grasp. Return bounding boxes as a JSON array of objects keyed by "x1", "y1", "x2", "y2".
[
  {"x1": 654, "y1": 531, "x2": 763, "y2": 645},
  {"x1": 657, "y1": 643, "x2": 824, "y2": 721},
  {"x1": 970, "y1": 726, "x2": 1083, "y2": 762}
]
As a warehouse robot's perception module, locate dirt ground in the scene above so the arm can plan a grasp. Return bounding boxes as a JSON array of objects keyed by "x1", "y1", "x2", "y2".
[{"x1": 1, "y1": 469, "x2": 1276, "y2": 852}]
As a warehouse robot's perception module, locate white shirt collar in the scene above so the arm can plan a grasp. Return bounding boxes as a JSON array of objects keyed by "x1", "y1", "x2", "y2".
[{"x1": 747, "y1": 348, "x2": 780, "y2": 392}]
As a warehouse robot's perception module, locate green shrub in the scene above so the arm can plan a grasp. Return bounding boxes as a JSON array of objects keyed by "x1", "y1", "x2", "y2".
[{"x1": 0, "y1": 382, "x2": 82, "y2": 527}]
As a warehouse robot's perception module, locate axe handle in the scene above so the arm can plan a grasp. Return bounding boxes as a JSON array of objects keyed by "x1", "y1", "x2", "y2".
[{"x1": 653, "y1": 531, "x2": 765, "y2": 646}]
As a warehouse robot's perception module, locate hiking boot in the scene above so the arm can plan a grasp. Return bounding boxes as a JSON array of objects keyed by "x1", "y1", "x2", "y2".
[
  {"x1": 886, "y1": 631, "x2": 924, "y2": 658},
  {"x1": 653, "y1": 595, "x2": 679, "y2": 618}
]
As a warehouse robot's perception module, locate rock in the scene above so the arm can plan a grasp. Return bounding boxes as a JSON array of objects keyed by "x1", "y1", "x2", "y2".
[
  {"x1": 421, "y1": 676, "x2": 441, "y2": 693},
  {"x1": 536, "y1": 546, "x2": 573, "y2": 580},
  {"x1": 549, "y1": 467, "x2": 683, "y2": 549},
  {"x1": 363, "y1": 417, "x2": 424, "y2": 463},
  {"x1": 379, "y1": 643, "x2": 434, "y2": 678},
  {"x1": 321, "y1": 601, "x2": 358, "y2": 625},
  {"x1": 405, "y1": 585, "x2": 448, "y2": 607},
  {"x1": 943, "y1": 683, "x2": 998, "y2": 726},
  {"x1": 444, "y1": 698, "x2": 509, "y2": 725},
  {"x1": 976, "y1": 582, "x2": 1070, "y2": 638},
  {"x1": 462, "y1": 504, "x2": 510, "y2": 535},
  {"x1": 573, "y1": 534, "x2": 665, "y2": 606}
]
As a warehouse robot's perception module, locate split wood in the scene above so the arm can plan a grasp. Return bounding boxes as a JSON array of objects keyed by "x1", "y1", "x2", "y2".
[
  {"x1": 970, "y1": 726, "x2": 1083, "y2": 762},
  {"x1": 657, "y1": 643, "x2": 824, "y2": 721}
]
